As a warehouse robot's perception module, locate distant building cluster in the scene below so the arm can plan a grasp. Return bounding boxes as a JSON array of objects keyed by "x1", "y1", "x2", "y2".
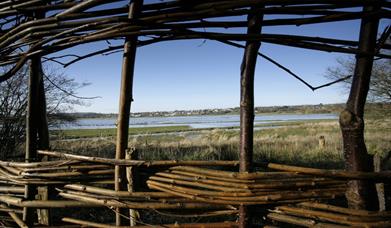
[
  {"x1": 63, "y1": 103, "x2": 373, "y2": 119},
  {"x1": 130, "y1": 108, "x2": 235, "y2": 117}
]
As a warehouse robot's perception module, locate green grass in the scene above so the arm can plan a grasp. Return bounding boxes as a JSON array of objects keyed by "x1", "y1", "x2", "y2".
[
  {"x1": 254, "y1": 119, "x2": 335, "y2": 128},
  {"x1": 52, "y1": 125, "x2": 192, "y2": 139}
]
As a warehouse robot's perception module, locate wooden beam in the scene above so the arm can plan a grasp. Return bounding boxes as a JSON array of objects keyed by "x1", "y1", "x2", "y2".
[
  {"x1": 24, "y1": 6, "x2": 50, "y2": 224},
  {"x1": 23, "y1": 52, "x2": 41, "y2": 225},
  {"x1": 36, "y1": 48, "x2": 51, "y2": 226},
  {"x1": 238, "y1": 6, "x2": 264, "y2": 228},
  {"x1": 340, "y1": 1, "x2": 381, "y2": 210},
  {"x1": 126, "y1": 148, "x2": 139, "y2": 226},
  {"x1": 115, "y1": 0, "x2": 143, "y2": 226}
]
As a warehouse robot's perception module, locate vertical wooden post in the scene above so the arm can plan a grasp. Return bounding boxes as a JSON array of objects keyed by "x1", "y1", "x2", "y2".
[
  {"x1": 374, "y1": 154, "x2": 386, "y2": 211},
  {"x1": 126, "y1": 148, "x2": 139, "y2": 226},
  {"x1": 37, "y1": 70, "x2": 49, "y2": 152},
  {"x1": 340, "y1": 1, "x2": 380, "y2": 211},
  {"x1": 23, "y1": 6, "x2": 50, "y2": 224},
  {"x1": 24, "y1": 55, "x2": 41, "y2": 225},
  {"x1": 239, "y1": 8, "x2": 263, "y2": 228},
  {"x1": 115, "y1": 0, "x2": 143, "y2": 225},
  {"x1": 37, "y1": 60, "x2": 50, "y2": 225}
]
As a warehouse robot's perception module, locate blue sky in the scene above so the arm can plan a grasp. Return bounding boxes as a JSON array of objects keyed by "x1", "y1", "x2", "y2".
[{"x1": 56, "y1": 6, "x2": 390, "y2": 113}]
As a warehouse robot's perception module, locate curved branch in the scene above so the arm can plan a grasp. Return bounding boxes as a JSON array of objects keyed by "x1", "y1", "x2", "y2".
[{"x1": 219, "y1": 39, "x2": 353, "y2": 91}]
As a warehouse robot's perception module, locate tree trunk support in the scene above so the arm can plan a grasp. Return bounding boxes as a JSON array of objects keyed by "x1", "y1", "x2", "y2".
[
  {"x1": 24, "y1": 54, "x2": 41, "y2": 225},
  {"x1": 36, "y1": 58, "x2": 51, "y2": 225},
  {"x1": 126, "y1": 148, "x2": 139, "y2": 226},
  {"x1": 239, "y1": 8, "x2": 264, "y2": 228},
  {"x1": 340, "y1": 2, "x2": 380, "y2": 211},
  {"x1": 115, "y1": 0, "x2": 143, "y2": 225},
  {"x1": 23, "y1": 7, "x2": 50, "y2": 224},
  {"x1": 374, "y1": 154, "x2": 389, "y2": 211}
]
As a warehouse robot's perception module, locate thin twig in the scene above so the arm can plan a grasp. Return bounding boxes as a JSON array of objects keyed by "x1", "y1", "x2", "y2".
[
  {"x1": 218, "y1": 39, "x2": 352, "y2": 91},
  {"x1": 43, "y1": 72, "x2": 101, "y2": 100}
]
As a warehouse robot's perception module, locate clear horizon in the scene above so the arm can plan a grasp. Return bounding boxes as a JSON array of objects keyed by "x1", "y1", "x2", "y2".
[{"x1": 68, "y1": 102, "x2": 346, "y2": 114}]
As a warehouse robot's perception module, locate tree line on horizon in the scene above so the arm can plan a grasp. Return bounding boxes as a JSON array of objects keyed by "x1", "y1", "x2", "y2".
[{"x1": 62, "y1": 102, "x2": 390, "y2": 118}]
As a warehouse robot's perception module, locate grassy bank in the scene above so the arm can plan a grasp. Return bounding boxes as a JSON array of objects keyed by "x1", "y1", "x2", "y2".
[
  {"x1": 51, "y1": 115, "x2": 391, "y2": 169},
  {"x1": 52, "y1": 125, "x2": 192, "y2": 139}
]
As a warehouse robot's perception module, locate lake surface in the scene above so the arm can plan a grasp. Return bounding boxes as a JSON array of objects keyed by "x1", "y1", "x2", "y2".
[{"x1": 59, "y1": 113, "x2": 338, "y2": 130}]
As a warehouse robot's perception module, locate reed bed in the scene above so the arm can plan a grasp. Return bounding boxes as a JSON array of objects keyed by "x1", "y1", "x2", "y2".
[{"x1": 51, "y1": 118, "x2": 391, "y2": 170}]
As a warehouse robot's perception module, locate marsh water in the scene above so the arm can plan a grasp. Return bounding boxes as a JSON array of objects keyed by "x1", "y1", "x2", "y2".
[{"x1": 59, "y1": 113, "x2": 337, "y2": 130}]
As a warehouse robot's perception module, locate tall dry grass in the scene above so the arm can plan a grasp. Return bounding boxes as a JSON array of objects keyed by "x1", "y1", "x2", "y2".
[{"x1": 51, "y1": 117, "x2": 391, "y2": 169}]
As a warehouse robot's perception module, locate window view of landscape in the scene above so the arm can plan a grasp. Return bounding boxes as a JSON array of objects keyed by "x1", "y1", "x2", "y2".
[
  {"x1": 0, "y1": 0, "x2": 390, "y2": 227},
  {"x1": 52, "y1": 104, "x2": 390, "y2": 170}
]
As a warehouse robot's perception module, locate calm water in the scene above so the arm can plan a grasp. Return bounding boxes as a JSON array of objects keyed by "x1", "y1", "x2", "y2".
[{"x1": 59, "y1": 113, "x2": 337, "y2": 130}]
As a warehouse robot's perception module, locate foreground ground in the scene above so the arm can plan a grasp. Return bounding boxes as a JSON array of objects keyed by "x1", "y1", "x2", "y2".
[{"x1": 26, "y1": 109, "x2": 391, "y2": 225}]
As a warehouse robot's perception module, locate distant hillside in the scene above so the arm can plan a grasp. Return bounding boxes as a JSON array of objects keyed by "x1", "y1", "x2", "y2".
[{"x1": 60, "y1": 103, "x2": 389, "y2": 119}]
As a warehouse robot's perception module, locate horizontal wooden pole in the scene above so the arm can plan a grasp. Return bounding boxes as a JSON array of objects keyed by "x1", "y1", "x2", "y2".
[
  {"x1": 298, "y1": 202, "x2": 391, "y2": 217},
  {"x1": 38, "y1": 150, "x2": 240, "y2": 166},
  {"x1": 59, "y1": 191, "x2": 229, "y2": 209},
  {"x1": 64, "y1": 184, "x2": 175, "y2": 199},
  {"x1": 63, "y1": 217, "x2": 239, "y2": 228},
  {"x1": 268, "y1": 163, "x2": 391, "y2": 181},
  {"x1": 0, "y1": 195, "x2": 101, "y2": 208}
]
